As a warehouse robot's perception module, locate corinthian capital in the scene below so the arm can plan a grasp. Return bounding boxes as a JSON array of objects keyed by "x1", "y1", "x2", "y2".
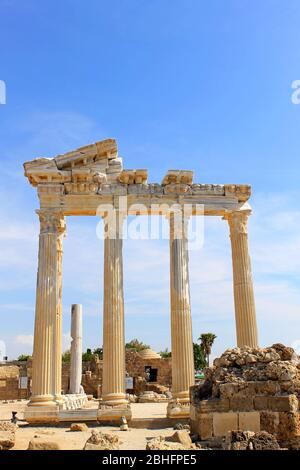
[
  {"x1": 227, "y1": 210, "x2": 250, "y2": 236},
  {"x1": 37, "y1": 210, "x2": 66, "y2": 235}
]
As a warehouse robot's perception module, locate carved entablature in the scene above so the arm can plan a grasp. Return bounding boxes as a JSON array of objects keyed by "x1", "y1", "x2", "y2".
[
  {"x1": 224, "y1": 184, "x2": 251, "y2": 202},
  {"x1": 23, "y1": 138, "x2": 252, "y2": 210},
  {"x1": 37, "y1": 184, "x2": 65, "y2": 197},
  {"x1": 162, "y1": 170, "x2": 194, "y2": 185},
  {"x1": 24, "y1": 157, "x2": 71, "y2": 187},
  {"x1": 65, "y1": 182, "x2": 100, "y2": 194},
  {"x1": 54, "y1": 139, "x2": 118, "y2": 170},
  {"x1": 191, "y1": 184, "x2": 225, "y2": 195},
  {"x1": 100, "y1": 183, "x2": 127, "y2": 196},
  {"x1": 127, "y1": 183, "x2": 163, "y2": 195},
  {"x1": 164, "y1": 183, "x2": 191, "y2": 195},
  {"x1": 119, "y1": 169, "x2": 148, "y2": 184},
  {"x1": 24, "y1": 138, "x2": 122, "y2": 188}
]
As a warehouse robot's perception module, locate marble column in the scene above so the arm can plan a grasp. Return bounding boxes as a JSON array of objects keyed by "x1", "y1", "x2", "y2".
[
  {"x1": 101, "y1": 210, "x2": 128, "y2": 409},
  {"x1": 167, "y1": 211, "x2": 194, "y2": 418},
  {"x1": 70, "y1": 304, "x2": 83, "y2": 394},
  {"x1": 227, "y1": 210, "x2": 258, "y2": 348},
  {"x1": 29, "y1": 210, "x2": 66, "y2": 407}
]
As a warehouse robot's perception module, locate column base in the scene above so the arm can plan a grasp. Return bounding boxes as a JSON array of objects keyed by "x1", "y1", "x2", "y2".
[
  {"x1": 97, "y1": 402, "x2": 132, "y2": 425},
  {"x1": 24, "y1": 404, "x2": 59, "y2": 424},
  {"x1": 101, "y1": 393, "x2": 128, "y2": 406},
  {"x1": 27, "y1": 394, "x2": 57, "y2": 407},
  {"x1": 167, "y1": 398, "x2": 190, "y2": 419}
]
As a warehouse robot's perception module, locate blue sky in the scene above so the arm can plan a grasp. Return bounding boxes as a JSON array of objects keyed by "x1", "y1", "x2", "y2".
[{"x1": 0, "y1": 0, "x2": 300, "y2": 360}]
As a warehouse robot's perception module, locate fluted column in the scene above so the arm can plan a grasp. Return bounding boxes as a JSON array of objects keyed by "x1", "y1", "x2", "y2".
[
  {"x1": 227, "y1": 210, "x2": 258, "y2": 347},
  {"x1": 168, "y1": 211, "x2": 194, "y2": 416},
  {"x1": 29, "y1": 210, "x2": 66, "y2": 407},
  {"x1": 102, "y1": 211, "x2": 127, "y2": 406},
  {"x1": 70, "y1": 304, "x2": 83, "y2": 394}
]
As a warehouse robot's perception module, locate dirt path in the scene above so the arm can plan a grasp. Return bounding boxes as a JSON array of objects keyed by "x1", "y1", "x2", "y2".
[{"x1": 0, "y1": 401, "x2": 174, "y2": 450}]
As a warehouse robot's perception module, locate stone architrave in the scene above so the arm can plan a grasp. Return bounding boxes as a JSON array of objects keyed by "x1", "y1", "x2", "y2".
[
  {"x1": 227, "y1": 210, "x2": 258, "y2": 348},
  {"x1": 70, "y1": 304, "x2": 83, "y2": 394},
  {"x1": 167, "y1": 210, "x2": 195, "y2": 419}
]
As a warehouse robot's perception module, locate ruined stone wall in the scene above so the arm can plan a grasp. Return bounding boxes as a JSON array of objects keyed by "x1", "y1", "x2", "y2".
[
  {"x1": 0, "y1": 366, "x2": 22, "y2": 400},
  {"x1": 125, "y1": 350, "x2": 172, "y2": 388},
  {"x1": 61, "y1": 363, "x2": 70, "y2": 393},
  {"x1": 190, "y1": 344, "x2": 300, "y2": 449},
  {"x1": 0, "y1": 351, "x2": 172, "y2": 399},
  {"x1": 62, "y1": 360, "x2": 103, "y2": 396}
]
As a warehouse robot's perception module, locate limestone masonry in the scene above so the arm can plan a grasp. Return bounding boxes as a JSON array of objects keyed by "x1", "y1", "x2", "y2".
[{"x1": 190, "y1": 344, "x2": 300, "y2": 449}]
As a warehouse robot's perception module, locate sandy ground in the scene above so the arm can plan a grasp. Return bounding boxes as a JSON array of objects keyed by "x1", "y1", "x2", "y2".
[{"x1": 0, "y1": 401, "x2": 175, "y2": 450}]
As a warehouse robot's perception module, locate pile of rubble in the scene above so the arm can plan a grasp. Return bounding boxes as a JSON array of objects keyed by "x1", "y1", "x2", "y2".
[
  {"x1": 191, "y1": 344, "x2": 300, "y2": 449},
  {"x1": 146, "y1": 430, "x2": 197, "y2": 451},
  {"x1": 204, "y1": 343, "x2": 300, "y2": 398},
  {"x1": 84, "y1": 430, "x2": 120, "y2": 450},
  {"x1": 138, "y1": 391, "x2": 169, "y2": 403},
  {"x1": 0, "y1": 421, "x2": 17, "y2": 450},
  {"x1": 225, "y1": 430, "x2": 280, "y2": 451}
]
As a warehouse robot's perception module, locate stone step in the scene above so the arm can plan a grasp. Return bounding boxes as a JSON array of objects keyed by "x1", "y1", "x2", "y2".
[{"x1": 59, "y1": 409, "x2": 97, "y2": 422}]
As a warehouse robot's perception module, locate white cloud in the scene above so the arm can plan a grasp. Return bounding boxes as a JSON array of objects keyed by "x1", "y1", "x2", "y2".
[{"x1": 14, "y1": 334, "x2": 33, "y2": 347}]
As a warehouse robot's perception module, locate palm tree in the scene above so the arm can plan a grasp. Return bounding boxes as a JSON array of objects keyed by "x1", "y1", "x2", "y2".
[{"x1": 198, "y1": 333, "x2": 217, "y2": 367}]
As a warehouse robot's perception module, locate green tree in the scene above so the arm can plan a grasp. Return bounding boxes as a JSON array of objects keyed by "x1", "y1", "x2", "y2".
[
  {"x1": 198, "y1": 333, "x2": 217, "y2": 366},
  {"x1": 193, "y1": 343, "x2": 207, "y2": 370},
  {"x1": 125, "y1": 339, "x2": 150, "y2": 352},
  {"x1": 82, "y1": 348, "x2": 94, "y2": 362},
  {"x1": 159, "y1": 348, "x2": 171, "y2": 358},
  {"x1": 62, "y1": 350, "x2": 71, "y2": 363},
  {"x1": 17, "y1": 354, "x2": 32, "y2": 362}
]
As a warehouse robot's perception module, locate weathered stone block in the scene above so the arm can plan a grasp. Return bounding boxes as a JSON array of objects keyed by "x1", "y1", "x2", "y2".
[
  {"x1": 276, "y1": 412, "x2": 300, "y2": 447},
  {"x1": 27, "y1": 437, "x2": 61, "y2": 450},
  {"x1": 190, "y1": 404, "x2": 197, "y2": 421},
  {"x1": 166, "y1": 430, "x2": 192, "y2": 447},
  {"x1": 230, "y1": 396, "x2": 254, "y2": 411},
  {"x1": 198, "y1": 398, "x2": 229, "y2": 413},
  {"x1": 254, "y1": 395, "x2": 269, "y2": 410},
  {"x1": 238, "y1": 412, "x2": 260, "y2": 432},
  {"x1": 213, "y1": 412, "x2": 238, "y2": 437},
  {"x1": 84, "y1": 430, "x2": 119, "y2": 450},
  {"x1": 198, "y1": 413, "x2": 213, "y2": 440},
  {"x1": 254, "y1": 380, "x2": 281, "y2": 396},
  {"x1": 268, "y1": 395, "x2": 298, "y2": 412},
  {"x1": 0, "y1": 431, "x2": 15, "y2": 450},
  {"x1": 70, "y1": 422, "x2": 89, "y2": 432},
  {"x1": 219, "y1": 383, "x2": 240, "y2": 398},
  {"x1": 260, "y1": 411, "x2": 279, "y2": 435}
]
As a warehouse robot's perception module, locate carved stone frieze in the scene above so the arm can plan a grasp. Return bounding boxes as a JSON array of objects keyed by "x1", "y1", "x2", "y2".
[
  {"x1": 99, "y1": 183, "x2": 127, "y2": 195},
  {"x1": 37, "y1": 184, "x2": 65, "y2": 197},
  {"x1": 191, "y1": 184, "x2": 225, "y2": 195},
  {"x1": 162, "y1": 170, "x2": 194, "y2": 185},
  {"x1": 164, "y1": 183, "x2": 191, "y2": 195},
  {"x1": 119, "y1": 169, "x2": 148, "y2": 184},
  {"x1": 64, "y1": 182, "x2": 99, "y2": 194},
  {"x1": 127, "y1": 183, "x2": 163, "y2": 195},
  {"x1": 225, "y1": 184, "x2": 251, "y2": 202}
]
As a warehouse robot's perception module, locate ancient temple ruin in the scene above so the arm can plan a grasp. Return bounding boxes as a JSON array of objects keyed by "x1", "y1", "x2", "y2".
[{"x1": 23, "y1": 138, "x2": 258, "y2": 424}]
